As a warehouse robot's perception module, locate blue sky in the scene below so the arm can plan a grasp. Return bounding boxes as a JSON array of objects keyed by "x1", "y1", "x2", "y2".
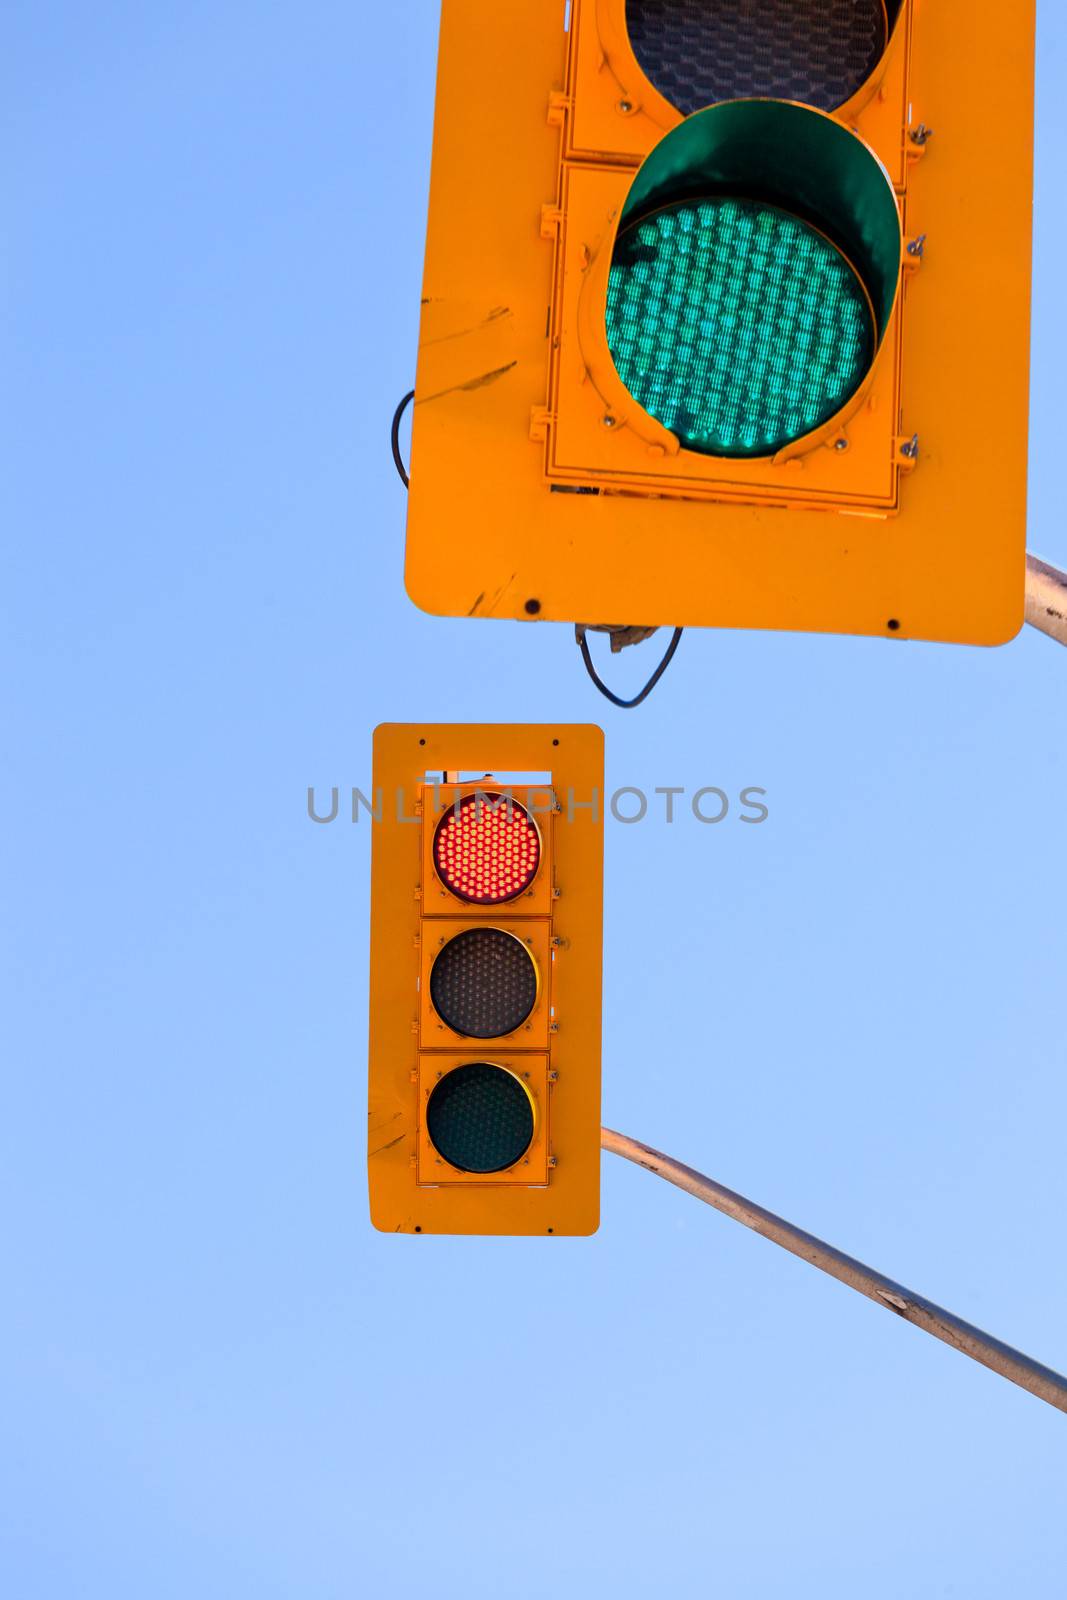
[{"x1": 5, "y1": 4, "x2": 1066, "y2": 1596}]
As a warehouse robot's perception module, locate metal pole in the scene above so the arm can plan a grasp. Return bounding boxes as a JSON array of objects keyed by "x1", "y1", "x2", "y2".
[
  {"x1": 1025, "y1": 553, "x2": 1067, "y2": 646},
  {"x1": 602, "y1": 1126, "x2": 1067, "y2": 1416}
]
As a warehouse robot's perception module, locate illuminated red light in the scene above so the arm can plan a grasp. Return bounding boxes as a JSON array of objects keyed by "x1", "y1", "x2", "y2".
[{"x1": 432, "y1": 792, "x2": 541, "y2": 904}]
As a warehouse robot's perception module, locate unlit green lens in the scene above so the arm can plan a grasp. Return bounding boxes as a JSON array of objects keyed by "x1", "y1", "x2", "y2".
[
  {"x1": 606, "y1": 198, "x2": 875, "y2": 457},
  {"x1": 425, "y1": 1062, "x2": 534, "y2": 1174}
]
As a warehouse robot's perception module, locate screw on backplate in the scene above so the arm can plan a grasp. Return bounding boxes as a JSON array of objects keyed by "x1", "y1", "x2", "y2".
[
  {"x1": 548, "y1": 1156, "x2": 558, "y2": 1169},
  {"x1": 617, "y1": 99, "x2": 633, "y2": 113},
  {"x1": 909, "y1": 124, "x2": 934, "y2": 146},
  {"x1": 602, "y1": 414, "x2": 617, "y2": 429},
  {"x1": 833, "y1": 437, "x2": 848, "y2": 452},
  {"x1": 900, "y1": 433, "x2": 920, "y2": 460},
  {"x1": 907, "y1": 234, "x2": 927, "y2": 259}
]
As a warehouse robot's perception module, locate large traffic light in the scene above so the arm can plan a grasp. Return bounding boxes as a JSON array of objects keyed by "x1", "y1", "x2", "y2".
[
  {"x1": 367, "y1": 724, "x2": 604, "y2": 1236},
  {"x1": 405, "y1": 1, "x2": 1035, "y2": 645}
]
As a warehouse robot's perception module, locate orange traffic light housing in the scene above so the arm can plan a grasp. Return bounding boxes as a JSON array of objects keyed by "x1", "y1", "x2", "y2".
[
  {"x1": 367, "y1": 724, "x2": 604, "y2": 1236},
  {"x1": 405, "y1": 1, "x2": 1035, "y2": 645}
]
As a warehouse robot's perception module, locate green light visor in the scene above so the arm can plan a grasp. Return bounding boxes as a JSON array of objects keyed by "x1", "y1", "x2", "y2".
[{"x1": 606, "y1": 101, "x2": 902, "y2": 459}]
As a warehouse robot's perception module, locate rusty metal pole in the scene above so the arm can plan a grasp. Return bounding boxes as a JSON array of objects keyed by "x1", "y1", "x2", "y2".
[
  {"x1": 602, "y1": 1127, "x2": 1067, "y2": 1416},
  {"x1": 1025, "y1": 553, "x2": 1067, "y2": 646}
]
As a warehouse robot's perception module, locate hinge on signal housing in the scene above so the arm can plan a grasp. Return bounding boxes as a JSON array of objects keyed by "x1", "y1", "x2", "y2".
[
  {"x1": 540, "y1": 203, "x2": 563, "y2": 239},
  {"x1": 547, "y1": 90, "x2": 571, "y2": 128},
  {"x1": 530, "y1": 406, "x2": 553, "y2": 443}
]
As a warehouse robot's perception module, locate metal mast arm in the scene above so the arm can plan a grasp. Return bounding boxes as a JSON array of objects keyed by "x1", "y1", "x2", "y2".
[
  {"x1": 1026, "y1": 553, "x2": 1067, "y2": 645},
  {"x1": 602, "y1": 1126, "x2": 1067, "y2": 1415}
]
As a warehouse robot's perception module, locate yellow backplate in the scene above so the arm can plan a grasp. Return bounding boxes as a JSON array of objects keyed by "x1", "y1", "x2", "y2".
[
  {"x1": 367, "y1": 724, "x2": 604, "y2": 1236},
  {"x1": 406, "y1": 0, "x2": 1034, "y2": 645}
]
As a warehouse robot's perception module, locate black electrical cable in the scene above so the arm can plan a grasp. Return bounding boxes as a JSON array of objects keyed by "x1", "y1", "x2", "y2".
[
  {"x1": 391, "y1": 389, "x2": 414, "y2": 488},
  {"x1": 576, "y1": 625, "x2": 684, "y2": 710},
  {"x1": 390, "y1": 387, "x2": 682, "y2": 708}
]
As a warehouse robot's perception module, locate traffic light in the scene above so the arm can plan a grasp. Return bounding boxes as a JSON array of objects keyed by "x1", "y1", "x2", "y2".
[
  {"x1": 405, "y1": 1, "x2": 1035, "y2": 645},
  {"x1": 367, "y1": 723, "x2": 604, "y2": 1236}
]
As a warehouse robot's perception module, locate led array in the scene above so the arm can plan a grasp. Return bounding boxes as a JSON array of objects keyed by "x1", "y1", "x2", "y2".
[
  {"x1": 430, "y1": 927, "x2": 538, "y2": 1039},
  {"x1": 626, "y1": 0, "x2": 889, "y2": 116},
  {"x1": 425, "y1": 1062, "x2": 535, "y2": 1174},
  {"x1": 433, "y1": 793, "x2": 541, "y2": 904},
  {"x1": 606, "y1": 197, "x2": 874, "y2": 457}
]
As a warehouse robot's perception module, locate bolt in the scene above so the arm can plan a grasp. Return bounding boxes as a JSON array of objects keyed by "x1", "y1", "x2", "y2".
[
  {"x1": 909, "y1": 124, "x2": 934, "y2": 146},
  {"x1": 900, "y1": 433, "x2": 920, "y2": 460},
  {"x1": 833, "y1": 437, "x2": 848, "y2": 452},
  {"x1": 617, "y1": 99, "x2": 633, "y2": 114},
  {"x1": 907, "y1": 234, "x2": 927, "y2": 259},
  {"x1": 602, "y1": 414, "x2": 617, "y2": 429}
]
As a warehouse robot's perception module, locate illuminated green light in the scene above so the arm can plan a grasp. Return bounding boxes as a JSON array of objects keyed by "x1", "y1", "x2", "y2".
[{"x1": 606, "y1": 198, "x2": 875, "y2": 458}]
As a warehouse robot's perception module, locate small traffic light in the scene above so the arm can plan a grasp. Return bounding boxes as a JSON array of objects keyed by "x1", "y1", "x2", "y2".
[
  {"x1": 367, "y1": 724, "x2": 604, "y2": 1236},
  {"x1": 405, "y1": 1, "x2": 1035, "y2": 645}
]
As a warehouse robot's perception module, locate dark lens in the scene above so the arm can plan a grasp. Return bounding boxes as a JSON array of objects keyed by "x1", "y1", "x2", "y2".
[
  {"x1": 626, "y1": 0, "x2": 890, "y2": 115},
  {"x1": 426, "y1": 1062, "x2": 535, "y2": 1173},
  {"x1": 430, "y1": 927, "x2": 538, "y2": 1038}
]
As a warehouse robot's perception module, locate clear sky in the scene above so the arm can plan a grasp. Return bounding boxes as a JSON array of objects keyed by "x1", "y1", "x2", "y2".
[{"x1": 6, "y1": 5, "x2": 1066, "y2": 1596}]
